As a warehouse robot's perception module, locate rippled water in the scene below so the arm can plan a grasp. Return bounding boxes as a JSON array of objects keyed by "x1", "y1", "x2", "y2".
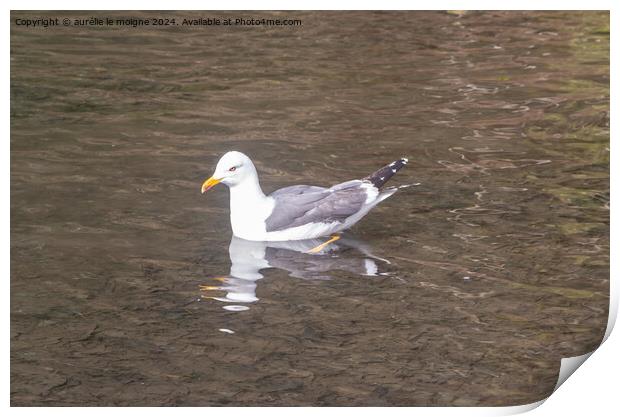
[{"x1": 11, "y1": 11, "x2": 609, "y2": 406}]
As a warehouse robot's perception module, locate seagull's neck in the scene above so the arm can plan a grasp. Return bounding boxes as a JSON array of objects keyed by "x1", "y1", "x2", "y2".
[
  {"x1": 228, "y1": 173, "x2": 273, "y2": 240},
  {"x1": 229, "y1": 175, "x2": 267, "y2": 206}
]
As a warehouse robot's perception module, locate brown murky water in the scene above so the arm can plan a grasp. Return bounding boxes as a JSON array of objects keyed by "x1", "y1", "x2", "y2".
[{"x1": 11, "y1": 11, "x2": 609, "y2": 406}]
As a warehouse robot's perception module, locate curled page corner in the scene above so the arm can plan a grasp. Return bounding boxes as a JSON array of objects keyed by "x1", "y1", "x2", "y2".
[
  {"x1": 494, "y1": 284, "x2": 617, "y2": 416},
  {"x1": 547, "y1": 279, "x2": 617, "y2": 398},
  {"x1": 553, "y1": 352, "x2": 594, "y2": 392},
  {"x1": 551, "y1": 284, "x2": 617, "y2": 394},
  {"x1": 487, "y1": 351, "x2": 597, "y2": 416}
]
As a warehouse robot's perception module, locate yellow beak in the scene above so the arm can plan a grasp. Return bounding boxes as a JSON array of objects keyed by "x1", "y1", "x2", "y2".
[{"x1": 201, "y1": 177, "x2": 221, "y2": 194}]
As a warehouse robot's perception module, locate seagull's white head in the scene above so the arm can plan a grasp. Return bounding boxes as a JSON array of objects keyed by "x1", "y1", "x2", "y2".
[{"x1": 201, "y1": 151, "x2": 257, "y2": 193}]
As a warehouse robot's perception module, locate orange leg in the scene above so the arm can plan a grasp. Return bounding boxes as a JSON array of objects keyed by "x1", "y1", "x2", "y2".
[{"x1": 307, "y1": 235, "x2": 341, "y2": 254}]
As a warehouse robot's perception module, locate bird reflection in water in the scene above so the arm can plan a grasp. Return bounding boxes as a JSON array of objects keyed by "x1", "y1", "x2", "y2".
[{"x1": 199, "y1": 234, "x2": 390, "y2": 312}]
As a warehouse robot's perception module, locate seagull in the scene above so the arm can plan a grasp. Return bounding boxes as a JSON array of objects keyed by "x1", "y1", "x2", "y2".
[{"x1": 201, "y1": 151, "x2": 408, "y2": 242}]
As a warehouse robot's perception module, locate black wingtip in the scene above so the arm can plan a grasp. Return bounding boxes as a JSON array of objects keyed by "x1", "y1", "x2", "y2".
[{"x1": 364, "y1": 157, "x2": 409, "y2": 189}]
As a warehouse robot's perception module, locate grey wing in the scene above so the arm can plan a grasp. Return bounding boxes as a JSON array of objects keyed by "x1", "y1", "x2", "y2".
[
  {"x1": 269, "y1": 184, "x2": 327, "y2": 197},
  {"x1": 265, "y1": 180, "x2": 370, "y2": 232}
]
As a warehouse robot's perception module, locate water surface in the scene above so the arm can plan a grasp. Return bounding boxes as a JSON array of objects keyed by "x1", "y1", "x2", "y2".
[{"x1": 11, "y1": 11, "x2": 609, "y2": 406}]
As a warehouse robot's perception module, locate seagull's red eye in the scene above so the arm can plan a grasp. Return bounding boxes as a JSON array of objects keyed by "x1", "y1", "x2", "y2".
[{"x1": 229, "y1": 166, "x2": 236, "y2": 172}]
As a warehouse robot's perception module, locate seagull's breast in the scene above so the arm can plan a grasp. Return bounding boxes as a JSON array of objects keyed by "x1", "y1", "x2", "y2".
[{"x1": 229, "y1": 190, "x2": 274, "y2": 240}]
